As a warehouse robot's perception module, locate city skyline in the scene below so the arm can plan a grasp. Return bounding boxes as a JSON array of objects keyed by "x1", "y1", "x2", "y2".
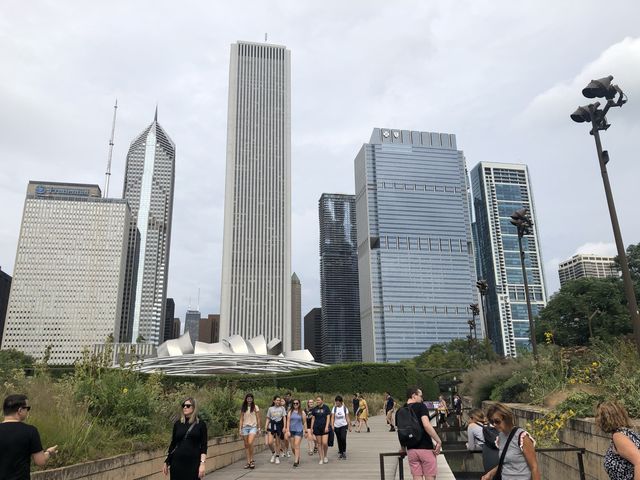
[{"x1": 1, "y1": 2, "x2": 639, "y2": 329}]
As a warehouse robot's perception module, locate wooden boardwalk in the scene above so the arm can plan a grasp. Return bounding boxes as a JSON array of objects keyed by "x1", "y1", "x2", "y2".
[{"x1": 207, "y1": 414, "x2": 455, "y2": 479}]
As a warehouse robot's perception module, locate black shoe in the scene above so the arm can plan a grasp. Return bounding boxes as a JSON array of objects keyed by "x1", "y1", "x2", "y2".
[
  {"x1": 389, "y1": 427, "x2": 396, "y2": 432},
  {"x1": 367, "y1": 427, "x2": 371, "y2": 432}
]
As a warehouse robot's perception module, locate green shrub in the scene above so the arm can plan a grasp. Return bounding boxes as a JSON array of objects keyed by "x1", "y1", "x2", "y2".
[
  {"x1": 460, "y1": 357, "x2": 529, "y2": 406},
  {"x1": 490, "y1": 370, "x2": 531, "y2": 403},
  {"x1": 556, "y1": 391, "x2": 604, "y2": 418}
]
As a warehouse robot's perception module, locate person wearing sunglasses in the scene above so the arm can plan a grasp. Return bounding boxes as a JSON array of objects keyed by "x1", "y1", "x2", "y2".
[
  {"x1": 0, "y1": 394, "x2": 58, "y2": 479},
  {"x1": 285, "y1": 399, "x2": 308, "y2": 467},
  {"x1": 481, "y1": 403, "x2": 539, "y2": 480},
  {"x1": 163, "y1": 397, "x2": 208, "y2": 479}
]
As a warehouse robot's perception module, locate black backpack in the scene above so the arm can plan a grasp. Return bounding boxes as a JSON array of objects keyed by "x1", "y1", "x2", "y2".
[
  {"x1": 396, "y1": 404, "x2": 423, "y2": 447},
  {"x1": 483, "y1": 424, "x2": 499, "y2": 450}
]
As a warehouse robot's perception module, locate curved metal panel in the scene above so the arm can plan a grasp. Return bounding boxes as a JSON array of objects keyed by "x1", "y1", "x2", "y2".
[
  {"x1": 226, "y1": 335, "x2": 249, "y2": 354},
  {"x1": 194, "y1": 341, "x2": 231, "y2": 355},
  {"x1": 284, "y1": 349, "x2": 314, "y2": 362},
  {"x1": 247, "y1": 335, "x2": 267, "y2": 355}
]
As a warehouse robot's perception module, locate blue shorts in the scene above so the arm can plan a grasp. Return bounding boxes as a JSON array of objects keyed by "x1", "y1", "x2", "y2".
[
  {"x1": 290, "y1": 430, "x2": 303, "y2": 437},
  {"x1": 242, "y1": 425, "x2": 257, "y2": 436}
]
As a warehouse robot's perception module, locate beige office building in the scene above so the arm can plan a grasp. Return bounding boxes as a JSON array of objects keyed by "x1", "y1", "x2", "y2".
[
  {"x1": 558, "y1": 254, "x2": 619, "y2": 286},
  {"x1": 220, "y1": 41, "x2": 292, "y2": 350},
  {"x1": 1, "y1": 181, "x2": 134, "y2": 364},
  {"x1": 291, "y1": 273, "x2": 301, "y2": 350}
]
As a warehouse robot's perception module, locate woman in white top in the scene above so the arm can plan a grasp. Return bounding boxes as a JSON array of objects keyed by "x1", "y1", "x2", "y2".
[
  {"x1": 264, "y1": 396, "x2": 287, "y2": 465},
  {"x1": 331, "y1": 395, "x2": 352, "y2": 459},
  {"x1": 238, "y1": 393, "x2": 261, "y2": 469}
]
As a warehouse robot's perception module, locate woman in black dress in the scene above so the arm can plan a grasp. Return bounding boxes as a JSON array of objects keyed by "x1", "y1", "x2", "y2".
[{"x1": 163, "y1": 397, "x2": 208, "y2": 479}]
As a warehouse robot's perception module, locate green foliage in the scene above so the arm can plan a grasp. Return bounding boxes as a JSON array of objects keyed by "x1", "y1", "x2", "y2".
[
  {"x1": 459, "y1": 356, "x2": 529, "y2": 406},
  {"x1": 0, "y1": 349, "x2": 34, "y2": 381},
  {"x1": 615, "y1": 242, "x2": 640, "y2": 283},
  {"x1": 556, "y1": 391, "x2": 604, "y2": 418},
  {"x1": 535, "y1": 277, "x2": 631, "y2": 346},
  {"x1": 199, "y1": 387, "x2": 240, "y2": 437},
  {"x1": 490, "y1": 370, "x2": 531, "y2": 403},
  {"x1": 412, "y1": 338, "x2": 497, "y2": 370}
]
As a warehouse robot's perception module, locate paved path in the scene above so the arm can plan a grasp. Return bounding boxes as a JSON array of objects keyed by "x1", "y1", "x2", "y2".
[{"x1": 208, "y1": 414, "x2": 455, "y2": 479}]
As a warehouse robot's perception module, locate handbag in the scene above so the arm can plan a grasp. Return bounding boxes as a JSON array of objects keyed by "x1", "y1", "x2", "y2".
[
  {"x1": 165, "y1": 421, "x2": 197, "y2": 465},
  {"x1": 328, "y1": 426, "x2": 335, "y2": 447},
  {"x1": 494, "y1": 427, "x2": 519, "y2": 480}
]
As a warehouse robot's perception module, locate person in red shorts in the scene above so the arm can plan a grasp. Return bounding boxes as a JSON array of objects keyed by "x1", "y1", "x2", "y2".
[{"x1": 401, "y1": 386, "x2": 442, "y2": 480}]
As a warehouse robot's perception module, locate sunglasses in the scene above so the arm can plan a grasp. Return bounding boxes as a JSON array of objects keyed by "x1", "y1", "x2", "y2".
[
  {"x1": 293, "y1": 402, "x2": 300, "y2": 405},
  {"x1": 182, "y1": 403, "x2": 193, "y2": 408},
  {"x1": 20, "y1": 406, "x2": 32, "y2": 411}
]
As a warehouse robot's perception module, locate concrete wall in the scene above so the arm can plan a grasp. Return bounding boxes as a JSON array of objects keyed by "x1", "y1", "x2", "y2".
[
  {"x1": 33, "y1": 433, "x2": 266, "y2": 480},
  {"x1": 505, "y1": 403, "x2": 640, "y2": 480}
]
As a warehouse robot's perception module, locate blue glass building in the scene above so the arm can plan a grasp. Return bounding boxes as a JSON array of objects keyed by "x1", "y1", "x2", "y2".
[
  {"x1": 355, "y1": 128, "x2": 479, "y2": 363},
  {"x1": 471, "y1": 162, "x2": 547, "y2": 357}
]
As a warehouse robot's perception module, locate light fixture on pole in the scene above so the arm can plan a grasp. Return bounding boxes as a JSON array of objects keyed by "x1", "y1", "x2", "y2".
[
  {"x1": 510, "y1": 207, "x2": 537, "y2": 358},
  {"x1": 570, "y1": 75, "x2": 640, "y2": 356}
]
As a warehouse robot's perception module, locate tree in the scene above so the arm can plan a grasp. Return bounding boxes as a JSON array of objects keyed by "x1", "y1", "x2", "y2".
[
  {"x1": 0, "y1": 349, "x2": 35, "y2": 380},
  {"x1": 615, "y1": 243, "x2": 640, "y2": 284},
  {"x1": 535, "y1": 277, "x2": 631, "y2": 346},
  {"x1": 411, "y1": 338, "x2": 497, "y2": 370}
]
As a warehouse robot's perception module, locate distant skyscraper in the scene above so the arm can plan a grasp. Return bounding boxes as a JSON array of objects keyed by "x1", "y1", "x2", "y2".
[
  {"x1": 172, "y1": 318, "x2": 181, "y2": 340},
  {"x1": 163, "y1": 298, "x2": 175, "y2": 343},
  {"x1": 291, "y1": 274, "x2": 301, "y2": 350},
  {"x1": 185, "y1": 309, "x2": 201, "y2": 345},
  {"x1": 0, "y1": 267, "x2": 11, "y2": 347},
  {"x1": 304, "y1": 308, "x2": 322, "y2": 362},
  {"x1": 123, "y1": 110, "x2": 175, "y2": 345},
  {"x1": 199, "y1": 314, "x2": 220, "y2": 343},
  {"x1": 1, "y1": 182, "x2": 135, "y2": 364},
  {"x1": 220, "y1": 41, "x2": 292, "y2": 350},
  {"x1": 355, "y1": 128, "x2": 479, "y2": 363},
  {"x1": 471, "y1": 162, "x2": 547, "y2": 357},
  {"x1": 319, "y1": 194, "x2": 361, "y2": 363},
  {"x1": 558, "y1": 254, "x2": 619, "y2": 286}
]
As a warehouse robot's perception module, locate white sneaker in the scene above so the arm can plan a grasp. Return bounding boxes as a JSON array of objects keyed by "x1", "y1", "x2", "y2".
[
  {"x1": 324, "y1": 457, "x2": 329, "y2": 463},
  {"x1": 286, "y1": 451, "x2": 291, "y2": 458},
  {"x1": 270, "y1": 453, "x2": 276, "y2": 463},
  {"x1": 275, "y1": 456, "x2": 280, "y2": 464},
  {"x1": 319, "y1": 458, "x2": 324, "y2": 464}
]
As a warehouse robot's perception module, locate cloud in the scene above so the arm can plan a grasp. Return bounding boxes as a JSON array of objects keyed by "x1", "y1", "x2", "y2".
[{"x1": 575, "y1": 242, "x2": 617, "y2": 257}]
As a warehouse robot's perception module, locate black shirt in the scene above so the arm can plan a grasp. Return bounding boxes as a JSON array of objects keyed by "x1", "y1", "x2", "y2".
[
  {"x1": 311, "y1": 404, "x2": 331, "y2": 432},
  {"x1": 385, "y1": 396, "x2": 395, "y2": 412},
  {"x1": 405, "y1": 402, "x2": 434, "y2": 450},
  {"x1": 0, "y1": 422, "x2": 43, "y2": 480}
]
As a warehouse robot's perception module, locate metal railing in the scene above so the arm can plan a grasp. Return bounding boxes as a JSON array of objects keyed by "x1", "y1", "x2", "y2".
[
  {"x1": 379, "y1": 451, "x2": 406, "y2": 480},
  {"x1": 440, "y1": 447, "x2": 587, "y2": 480}
]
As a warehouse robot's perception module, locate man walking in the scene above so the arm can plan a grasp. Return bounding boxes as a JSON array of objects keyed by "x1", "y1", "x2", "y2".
[
  {"x1": 385, "y1": 391, "x2": 396, "y2": 432},
  {"x1": 397, "y1": 387, "x2": 442, "y2": 480},
  {"x1": 0, "y1": 394, "x2": 58, "y2": 479}
]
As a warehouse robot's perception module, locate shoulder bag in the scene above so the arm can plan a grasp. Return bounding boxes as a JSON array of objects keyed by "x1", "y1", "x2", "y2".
[
  {"x1": 165, "y1": 421, "x2": 197, "y2": 465},
  {"x1": 494, "y1": 427, "x2": 518, "y2": 480}
]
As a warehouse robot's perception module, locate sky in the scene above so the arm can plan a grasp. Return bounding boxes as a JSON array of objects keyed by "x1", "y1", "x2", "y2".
[{"x1": 1, "y1": 1, "x2": 640, "y2": 326}]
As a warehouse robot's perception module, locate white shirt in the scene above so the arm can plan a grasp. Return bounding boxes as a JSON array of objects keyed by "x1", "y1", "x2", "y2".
[{"x1": 332, "y1": 405, "x2": 349, "y2": 428}]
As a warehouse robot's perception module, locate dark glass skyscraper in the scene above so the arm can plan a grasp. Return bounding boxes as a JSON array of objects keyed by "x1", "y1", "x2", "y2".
[
  {"x1": 471, "y1": 162, "x2": 547, "y2": 357},
  {"x1": 163, "y1": 298, "x2": 175, "y2": 342},
  {"x1": 319, "y1": 194, "x2": 361, "y2": 363},
  {"x1": 0, "y1": 267, "x2": 12, "y2": 347}
]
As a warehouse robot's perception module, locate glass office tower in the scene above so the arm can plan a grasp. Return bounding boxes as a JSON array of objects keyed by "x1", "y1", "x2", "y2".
[
  {"x1": 355, "y1": 128, "x2": 478, "y2": 362},
  {"x1": 319, "y1": 193, "x2": 362, "y2": 363},
  {"x1": 471, "y1": 162, "x2": 547, "y2": 357}
]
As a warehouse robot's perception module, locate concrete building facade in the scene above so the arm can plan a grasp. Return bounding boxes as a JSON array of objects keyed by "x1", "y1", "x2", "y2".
[
  {"x1": 220, "y1": 41, "x2": 292, "y2": 350},
  {"x1": 291, "y1": 273, "x2": 301, "y2": 350},
  {"x1": 123, "y1": 111, "x2": 175, "y2": 345},
  {"x1": 319, "y1": 193, "x2": 361, "y2": 363},
  {"x1": 1, "y1": 182, "x2": 134, "y2": 364},
  {"x1": 558, "y1": 254, "x2": 619, "y2": 286},
  {"x1": 471, "y1": 162, "x2": 547, "y2": 357},
  {"x1": 355, "y1": 128, "x2": 478, "y2": 362}
]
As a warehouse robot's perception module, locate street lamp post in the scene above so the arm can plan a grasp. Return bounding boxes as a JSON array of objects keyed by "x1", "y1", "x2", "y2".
[
  {"x1": 476, "y1": 280, "x2": 490, "y2": 342},
  {"x1": 570, "y1": 75, "x2": 640, "y2": 356},
  {"x1": 510, "y1": 208, "x2": 538, "y2": 358}
]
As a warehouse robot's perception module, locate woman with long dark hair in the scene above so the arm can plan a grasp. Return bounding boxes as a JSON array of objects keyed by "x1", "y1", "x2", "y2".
[
  {"x1": 163, "y1": 397, "x2": 208, "y2": 479},
  {"x1": 265, "y1": 395, "x2": 287, "y2": 465},
  {"x1": 304, "y1": 399, "x2": 316, "y2": 456},
  {"x1": 285, "y1": 398, "x2": 308, "y2": 467},
  {"x1": 239, "y1": 393, "x2": 261, "y2": 469}
]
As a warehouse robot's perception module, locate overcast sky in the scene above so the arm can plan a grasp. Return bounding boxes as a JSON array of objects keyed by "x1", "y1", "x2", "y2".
[{"x1": 1, "y1": 1, "x2": 640, "y2": 326}]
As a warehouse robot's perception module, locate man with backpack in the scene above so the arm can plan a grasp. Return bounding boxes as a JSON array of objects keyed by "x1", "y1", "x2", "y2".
[{"x1": 396, "y1": 386, "x2": 443, "y2": 480}]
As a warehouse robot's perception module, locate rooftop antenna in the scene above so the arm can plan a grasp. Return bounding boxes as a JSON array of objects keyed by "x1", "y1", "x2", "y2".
[
  {"x1": 104, "y1": 99, "x2": 118, "y2": 198},
  {"x1": 265, "y1": 33, "x2": 268, "y2": 42}
]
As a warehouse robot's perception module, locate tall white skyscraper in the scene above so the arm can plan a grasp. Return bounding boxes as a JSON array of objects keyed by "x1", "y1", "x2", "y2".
[
  {"x1": 123, "y1": 110, "x2": 175, "y2": 345},
  {"x1": 471, "y1": 162, "x2": 547, "y2": 357},
  {"x1": 1, "y1": 182, "x2": 134, "y2": 364},
  {"x1": 220, "y1": 41, "x2": 292, "y2": 350}
]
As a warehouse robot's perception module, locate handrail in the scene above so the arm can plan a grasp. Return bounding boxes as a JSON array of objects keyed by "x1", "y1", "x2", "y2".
[
  {"x1": 441, "y1": 447, "x2": 586, "y2": 480},
  {"x1": 379, "y1": 451, "x2": 406, "y2": 480}
]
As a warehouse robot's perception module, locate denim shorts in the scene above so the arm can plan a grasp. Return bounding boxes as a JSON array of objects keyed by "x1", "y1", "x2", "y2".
[
  {"x1": 242, "y1": 425, "x2": 257, "y2": 436},
  {"x1": 290, "y1": 430, "x2": 303, "y2": 437}
]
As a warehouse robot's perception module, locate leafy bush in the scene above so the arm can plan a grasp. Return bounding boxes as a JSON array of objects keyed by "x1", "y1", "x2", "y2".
[
  {"x1": 490, "y1": 370, "x2": 531, "y2": 403},
  {"x1": 556, "y1": 391, "x2": 604, "y2": 418},
  {"x1": 460, "y1": 357, "x2": 529, "y2": 406}
]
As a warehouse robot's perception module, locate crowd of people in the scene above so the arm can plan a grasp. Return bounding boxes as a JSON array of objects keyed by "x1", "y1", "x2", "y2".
[{"x1": 4, "y1": 391, "x2": 640, "y2": 479}]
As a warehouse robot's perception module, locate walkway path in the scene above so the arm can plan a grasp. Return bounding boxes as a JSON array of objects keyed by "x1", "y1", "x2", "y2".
[{"x1": 208, "y1": 414, "x2": 455, "y2": 479}]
